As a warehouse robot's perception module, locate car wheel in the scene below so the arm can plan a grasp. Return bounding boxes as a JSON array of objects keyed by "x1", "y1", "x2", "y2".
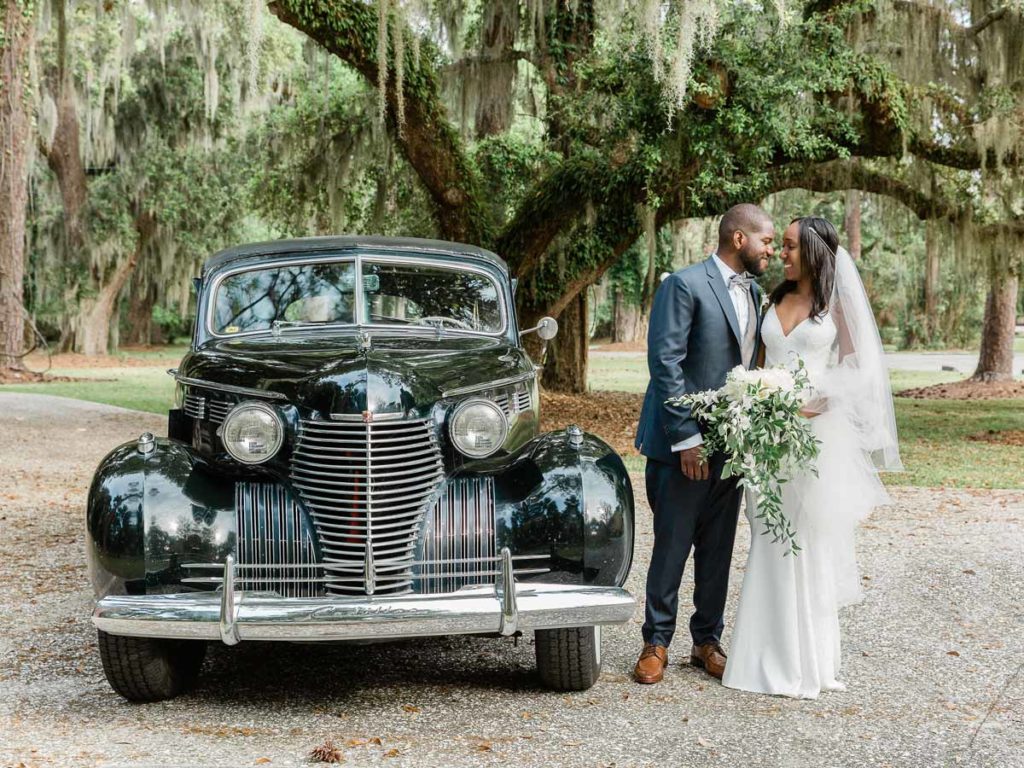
[
  {"x1": 97, "y1": 629, "x2": 206, "y2": 702},
  {"x1": 534, "y1": 625, "x2": 602, "y2": 691}
]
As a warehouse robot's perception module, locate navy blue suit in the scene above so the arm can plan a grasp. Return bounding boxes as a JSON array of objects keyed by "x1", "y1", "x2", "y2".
[{"x1": 634, "y1": 257, "x2": 763, "y2": 648}]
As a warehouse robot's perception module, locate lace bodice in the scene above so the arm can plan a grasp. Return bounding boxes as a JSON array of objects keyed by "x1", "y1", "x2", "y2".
[{"x1": 762, "y1": 305, "x2": 838, "y2": 376}]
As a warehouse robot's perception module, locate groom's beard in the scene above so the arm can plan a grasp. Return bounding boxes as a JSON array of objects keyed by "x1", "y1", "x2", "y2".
[{"x1": 739, "y1": 248, "x2": 769, "y2": 276}]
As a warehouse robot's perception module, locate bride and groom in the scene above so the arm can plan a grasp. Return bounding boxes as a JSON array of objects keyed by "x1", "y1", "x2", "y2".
[{"x1": 633, "y1": 204, "x2": 902, "y2": 698}]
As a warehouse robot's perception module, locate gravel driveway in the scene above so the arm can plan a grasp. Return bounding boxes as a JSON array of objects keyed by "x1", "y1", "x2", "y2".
[{"x1": 1, "y1": 392, "x2": 1021, "y2": 768}]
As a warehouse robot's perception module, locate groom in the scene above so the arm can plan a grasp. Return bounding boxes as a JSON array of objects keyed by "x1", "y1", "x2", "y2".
[{"x1": 633, "y1": 203, "x2": 774, "y2": 684}]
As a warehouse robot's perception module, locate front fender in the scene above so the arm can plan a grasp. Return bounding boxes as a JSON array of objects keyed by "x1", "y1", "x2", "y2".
[
  {"x1": 86, "y1": 438, "x2": 235, "y2": 598},
  {"x1": 460, "y1": 428, "x2": 634, "y2": 587}
]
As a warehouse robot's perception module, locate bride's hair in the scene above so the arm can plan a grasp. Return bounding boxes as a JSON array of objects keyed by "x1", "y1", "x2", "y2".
[{"x1": 768, "y1": 216, "x2": 838, "y2": 320}]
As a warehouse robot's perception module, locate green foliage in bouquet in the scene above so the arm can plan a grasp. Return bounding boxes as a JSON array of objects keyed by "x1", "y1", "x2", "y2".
[{"x1": 671, "y1": 361, "x2": 822, "y2": 556}]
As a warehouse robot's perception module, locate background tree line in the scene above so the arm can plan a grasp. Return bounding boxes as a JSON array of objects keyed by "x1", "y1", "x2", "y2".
[{"x1": 1, "y1": 0, "x2": 1021, "y2": 390}]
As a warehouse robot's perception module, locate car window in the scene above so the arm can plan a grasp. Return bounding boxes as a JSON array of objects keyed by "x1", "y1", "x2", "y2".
[
  {"x1": 362, "y1": 261, "x2": 502, "y2": 333},
  {"x1": 213, "y1": 262, "x2": 356, "y2": 335}
]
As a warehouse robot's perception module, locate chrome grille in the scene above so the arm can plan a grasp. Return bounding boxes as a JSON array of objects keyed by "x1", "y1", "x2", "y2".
[
  {"x1": 493, "y1": 386, "x2": 532, "y2": 417},
  {"x1": 182, "y1": 388, "x2": 233, "y2": 424},
  {"x1": 290, "y1": 417, "x2": 444, "y2": 596},
  {"x1": 515, "y1": 389, "x2": 531, "y2": 412},
  {"x1": 207, "y1": 400, "x2": 232, "y2": 424},
  {"x1": 417, "y1": 477, "x2": 496, "y2": 594},
  {"x1": 183, "y1": 393, "x2": 206, "y2": 419},
  {"x1": 234, "y1": 482, "x2": 321, "y2": 597}
]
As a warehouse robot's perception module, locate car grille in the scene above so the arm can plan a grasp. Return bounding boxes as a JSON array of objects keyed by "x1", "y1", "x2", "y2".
[
  {"x1": 182, "y1": 390, "x2": 233, "y2": 424},
  {"x1": 290, "y1": 417, "x2": 444, "y2": 596},
  {"x1": 234, "y1": 482, "x2": 323, "y2": 597},
  {"x1": 416, "y1": 477, "x2": 496, "y2": 594},
  {"x1": 493, "y1": 387, "x2": 532, "y2": 417}
]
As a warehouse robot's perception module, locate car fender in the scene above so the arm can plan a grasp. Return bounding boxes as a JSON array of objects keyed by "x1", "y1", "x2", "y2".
[
  {"x1": 86, "y1": 438, "x2": 235, "y2": 598},
  {"x1": 457, "y1": 428, "x2": 634, "y2": 587}
]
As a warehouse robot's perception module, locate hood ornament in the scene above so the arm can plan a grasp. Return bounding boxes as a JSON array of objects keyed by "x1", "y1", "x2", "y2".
[{"x1": 358, "y1": 330, "x2": 372, "y2": 355}]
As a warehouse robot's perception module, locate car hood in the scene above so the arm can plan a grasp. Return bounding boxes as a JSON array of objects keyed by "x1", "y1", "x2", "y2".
[{"x1": 177, "y1": 332, "x2": 533, "y2": 417}]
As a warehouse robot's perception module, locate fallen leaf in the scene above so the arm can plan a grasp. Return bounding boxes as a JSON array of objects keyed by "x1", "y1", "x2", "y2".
[
  {"x1": 947, "y1": 650, "x2": 960, "y2": 657},
  {"x1": 402, "y1": 705, "x2": 421, "y2": 713},
  {"x1": 475, "y1": 742, "x2": 492, "y2": 752},
  {"x1": 255, "y1": 759, "x2": 272, "y2": 765},
  {"x1": 697, "y1": 737, "x2": 713, "y2": 748},
  {"x1": 963, "y1": 569, "x2": 976, "y2": 575},
  {"x1": 383, "y1": 749, "x2": 400, "y2": 758},
  {"x1": 370, "y1": 738, "x2": 383, "y2": 745},
  {"x1": 345, "y1": 739, "x2": 368, "y2": 748}
]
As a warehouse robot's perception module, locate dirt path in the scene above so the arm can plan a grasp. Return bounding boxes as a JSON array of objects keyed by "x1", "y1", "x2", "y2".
[{"x1": 1, "y1": 393, "x2": 1022, "y2": 768}]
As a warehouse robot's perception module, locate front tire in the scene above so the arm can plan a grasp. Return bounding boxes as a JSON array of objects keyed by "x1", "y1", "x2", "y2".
[
  {"x1": 534, "y1": 625, "x2": 602, "y2": 691},
  {"x1": 97, "y1": 630, "x2": 206, "y2": 702}
]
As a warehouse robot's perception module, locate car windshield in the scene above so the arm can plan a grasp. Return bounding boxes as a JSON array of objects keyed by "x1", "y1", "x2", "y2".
[
  {"x1": 211, "y1": 257, "x2": 503, "y2": 336},
  {"x1": 362, "y1": 260, "x2": 502, "y2": 333},
  {"x1": 212, "y1": 261, "x2": 357, "y2": 335}
]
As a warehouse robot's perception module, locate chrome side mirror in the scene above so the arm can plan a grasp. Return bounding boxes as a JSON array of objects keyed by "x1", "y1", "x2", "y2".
[{"x1": 520, "y1": 316, "x2": 558, "y2": 340}]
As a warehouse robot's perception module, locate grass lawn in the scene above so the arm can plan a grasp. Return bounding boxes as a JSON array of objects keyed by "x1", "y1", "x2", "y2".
[
  {"x1": 589, "y1": 353, "x2": 968, "y2": 395},
  {"x1": 3, "y1": 347, "x2": 1022, "y2": 489},
  {"x1": 890, "y1": 398, "x2": 1024, "y2": 488},
  {"x1": 5, "y1": 367, "x2": 175, "y2": 414}
]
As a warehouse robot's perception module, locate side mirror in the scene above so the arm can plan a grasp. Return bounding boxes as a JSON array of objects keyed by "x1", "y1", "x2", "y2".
[
  {"x1": 520, "y1": 316, "x2": 558, "y2": 340},
  {"x1": 511, "y1": 277, "x2": 519, "y2": 297}
]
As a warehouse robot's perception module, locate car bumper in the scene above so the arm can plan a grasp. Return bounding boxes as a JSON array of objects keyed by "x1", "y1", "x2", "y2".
[{"x1": 92, "y1": 550, "x2": 636, "y2": 644}]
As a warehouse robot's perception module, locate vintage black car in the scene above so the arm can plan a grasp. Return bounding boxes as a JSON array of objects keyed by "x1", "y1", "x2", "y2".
[{"x1": 87, "y1": 236, "x2": 635, "y2": 701}]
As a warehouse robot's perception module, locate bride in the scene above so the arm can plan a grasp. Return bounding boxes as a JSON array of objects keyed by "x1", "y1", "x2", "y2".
[{"x1": 722, "y1": 216, "x2": 902, "y2": 699}]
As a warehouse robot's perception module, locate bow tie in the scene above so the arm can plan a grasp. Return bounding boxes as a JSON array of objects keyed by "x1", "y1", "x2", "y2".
[{"x1": 729, "y1": 272, "x2": 754, "y2": 290}]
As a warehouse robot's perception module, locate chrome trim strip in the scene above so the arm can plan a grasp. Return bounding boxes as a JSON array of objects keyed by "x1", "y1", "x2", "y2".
[
  {"x1": 441, "y1": 371, "x2": 536, "y2": 399},
  {"x1": 183, "y1": 569, "x2": 551, "y2": 585},
  {"x1": 327, "y1": 412, "x2": 406, "y2": 422},
  {"x1": 93, "y1": 584, "x2": 636, "y2": 643},
  {"x1": 174, "y1": 375, "x2": 289, "y2": 401}
]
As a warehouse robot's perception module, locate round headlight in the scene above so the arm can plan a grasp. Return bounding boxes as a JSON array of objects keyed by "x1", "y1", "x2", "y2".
[
  {"x1": 450, "y1": 398, "x2": 508, "y2": 458},
  {"x1": 220, "y1": 401, "x2": 284, "y2": 464}
]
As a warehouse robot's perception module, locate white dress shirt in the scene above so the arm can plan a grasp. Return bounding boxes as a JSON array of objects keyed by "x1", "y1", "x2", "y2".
[{"x1": 671, "y1": 254, "x2": 751, "y2": 453}]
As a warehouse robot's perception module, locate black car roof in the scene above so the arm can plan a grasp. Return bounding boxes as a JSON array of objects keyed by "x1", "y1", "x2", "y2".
[{"x1": 202, "y1": 236, "x2": 508, "y2": 276}]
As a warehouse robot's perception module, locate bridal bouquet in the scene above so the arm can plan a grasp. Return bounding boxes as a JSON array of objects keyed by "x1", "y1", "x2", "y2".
[{"x1": 670, "y1": 361, "x2": 821, "y2": 555}]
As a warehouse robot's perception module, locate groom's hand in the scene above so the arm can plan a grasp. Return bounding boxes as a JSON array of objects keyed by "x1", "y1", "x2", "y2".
[{"x1": 680, "y1": 447, "x2": 708, "y2": 481}]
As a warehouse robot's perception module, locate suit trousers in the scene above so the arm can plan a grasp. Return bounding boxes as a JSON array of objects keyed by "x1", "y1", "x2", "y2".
[{"x1": 641, "y1": 453, "x2": 743, "y2": 649}]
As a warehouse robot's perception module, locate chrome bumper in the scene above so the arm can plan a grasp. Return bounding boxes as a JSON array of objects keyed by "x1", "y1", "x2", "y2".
[{"x1": 92, "y1": 549, "x2": 636, "y2": 644}]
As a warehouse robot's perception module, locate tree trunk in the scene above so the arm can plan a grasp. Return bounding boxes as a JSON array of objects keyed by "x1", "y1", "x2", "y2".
[
  {"x1": 0, "y1": 1, "x2": 34, "y2": 373},
  {"x1": 541, "y1": 290, "x2": 589, "y2": 393},
  {"x1": 74, "y1": 212, "x2": 154, "y2": 356},
  {"x1": 844, "y1": 189, "x2": 862, "y2": 260},
  {"x1": 971, "y1": 273, "x2": 1019, "y2": 382},
  {"x1": 923, "y1": 219, "x2": 940, "y2": 342},
  {"x1": 75, "y1": 256, "x2": 138, "y2": 356},
  {"x1": 614, "y1": 302, "x2": 647, "y2": 344},
  {"x1": 125, "y1": 284, "x2": 156, "y2": 346}
]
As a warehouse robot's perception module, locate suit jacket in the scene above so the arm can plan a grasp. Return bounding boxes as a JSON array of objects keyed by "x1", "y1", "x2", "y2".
[{"x1": 635, "y1": 256, "x2": 764, "y2": 465}]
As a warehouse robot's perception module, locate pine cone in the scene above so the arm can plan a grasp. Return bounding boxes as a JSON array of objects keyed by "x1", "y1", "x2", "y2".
[{"x1": 309, "y1": 739, "x2": 344, "y2": 764}]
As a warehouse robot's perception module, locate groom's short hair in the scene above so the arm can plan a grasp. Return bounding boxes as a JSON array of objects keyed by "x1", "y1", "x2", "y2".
[{"x1": 718, "y1": 204, "x2": 772, "y2": 249}]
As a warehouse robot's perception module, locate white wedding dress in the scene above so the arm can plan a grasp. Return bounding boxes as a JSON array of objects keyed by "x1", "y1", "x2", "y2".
[{"x1": 721, "y1": 304, "x2": 891, "y2": 699}]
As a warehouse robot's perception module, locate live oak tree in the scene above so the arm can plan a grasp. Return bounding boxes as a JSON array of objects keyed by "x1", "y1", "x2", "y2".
[
  {"x1": 1, "y1": 0, "x2": 1020, "y2": 383},
  {"x1": 265, "y1": 0, "x2": 1022, "y2": 391},
  {"x1": 28, "y1": 0, "x2": 285, "y2": 355}
]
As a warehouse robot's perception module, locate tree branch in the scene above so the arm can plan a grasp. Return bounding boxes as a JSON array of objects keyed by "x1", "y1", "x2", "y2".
[
  {"x1": 767, "y1": 159, "x2": 965, "y2": 220},
  {"x1": 267, "y1": 0, "x2": 491, "y2": 244}
]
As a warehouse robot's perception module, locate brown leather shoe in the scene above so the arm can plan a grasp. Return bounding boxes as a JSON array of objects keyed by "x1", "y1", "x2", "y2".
[
  {"x1": 633, "y1": 643, "x2": 669, "y2": 684},
  {"x1": 690, "y1": 641, "x2": 727, "y2": 680}
]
